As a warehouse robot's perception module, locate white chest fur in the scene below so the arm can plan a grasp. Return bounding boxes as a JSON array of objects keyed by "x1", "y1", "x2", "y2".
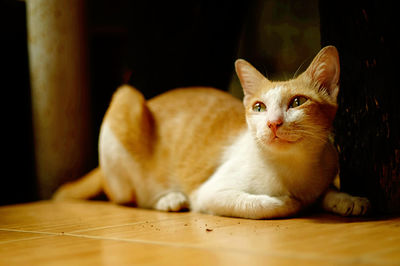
[{"x1": 190, "y1": 130, "x2": 333, "y2": 218}]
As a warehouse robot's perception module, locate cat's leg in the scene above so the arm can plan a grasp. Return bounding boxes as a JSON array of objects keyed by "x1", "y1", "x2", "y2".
[
  {"x1": 321, "y1": 186, "x2": 371, "y2": 216},
  {"x1": 193, "y1": 189, "x2": 301, "y2": 219},
  {"x1": 154, "y1": 191, "x2": 190, "y2": 212}
]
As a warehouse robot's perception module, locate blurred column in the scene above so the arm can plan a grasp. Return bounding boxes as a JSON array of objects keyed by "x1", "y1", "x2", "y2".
[{"x1": 27, "y1": 0, "x2": 92, "y2": 199}]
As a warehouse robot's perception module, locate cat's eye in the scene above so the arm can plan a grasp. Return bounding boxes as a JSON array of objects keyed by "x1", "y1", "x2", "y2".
[
  {"x1": 252, "y1": 102, "x2": 266, "y2": 112},
  {"x1": 289, "y1": 96, "x2": 308, "y2": 108}
]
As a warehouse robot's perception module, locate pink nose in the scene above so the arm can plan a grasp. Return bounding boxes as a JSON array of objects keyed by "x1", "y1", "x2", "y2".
[{"x1": 267, "y1": 119, "x2": 283, "y2": 135}]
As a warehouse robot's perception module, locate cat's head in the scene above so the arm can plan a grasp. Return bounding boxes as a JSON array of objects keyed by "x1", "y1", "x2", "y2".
[{"x1": 235, "y1": 46, "x2": 340, "y2": 153}]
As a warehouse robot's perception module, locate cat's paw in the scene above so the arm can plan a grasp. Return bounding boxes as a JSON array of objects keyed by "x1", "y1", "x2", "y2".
[
  {"x1": 154, "y1": 192, "x2": 189, "y2": 212},
  {"x1": 247, "y1": 195, "x2": 301, "y2": 219},
  {"x1": 323, "y1": 192, "x2": 371, "y2": 216}
]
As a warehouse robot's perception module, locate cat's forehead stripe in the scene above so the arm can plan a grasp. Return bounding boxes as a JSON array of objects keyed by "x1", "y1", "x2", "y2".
[{"x1": 262, "y1": 86, "x2": 285, "y2": 99}]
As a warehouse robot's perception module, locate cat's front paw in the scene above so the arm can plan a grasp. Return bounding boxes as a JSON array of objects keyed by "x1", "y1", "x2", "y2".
[
  {"x1": 323, "y1": 191, "x2": 371, "y2": 216},
  {"x1": 252, "y1": 195, "x2": 301, "y2": 219},
  {"x1": 154, "y1": 191, "x2": 189, "y2": 212},
  {"x1": 335, "y1": 196, "x2": 370, "y2": 216}
]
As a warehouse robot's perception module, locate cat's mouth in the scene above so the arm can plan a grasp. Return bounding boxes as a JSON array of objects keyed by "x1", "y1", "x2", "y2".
[{"x1": 269, "y1": 136, "x2": 300, "y2": 145}]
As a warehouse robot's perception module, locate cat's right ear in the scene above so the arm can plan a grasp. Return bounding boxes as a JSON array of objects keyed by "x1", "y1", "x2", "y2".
[
  {"x1": 303, "y1": 46, "x2": 340, "y2": 101},
  {"x1": 235, "y1": 59, "x2": 267, "y2": 97}
]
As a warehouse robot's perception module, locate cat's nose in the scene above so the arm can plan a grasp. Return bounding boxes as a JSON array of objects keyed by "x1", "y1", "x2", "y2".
[{"x1": 267, "y1": 119, "x2": 283, "y2": 135}]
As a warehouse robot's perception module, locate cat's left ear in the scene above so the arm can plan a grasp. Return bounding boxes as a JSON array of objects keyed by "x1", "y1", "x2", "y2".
[
  {"x1": 304, "y1": 46, "x2": 340, "y2": 101},
  {"x1": 235, "y1": 59, "x2": 267, "y2": 97}
]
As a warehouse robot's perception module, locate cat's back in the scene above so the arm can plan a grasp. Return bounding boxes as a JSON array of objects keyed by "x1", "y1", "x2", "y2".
[
  {"x1": 148, "y1": 87, "x2": 245, "y2": 133},
  {"x1": 148, "y1": 87, "x2": 245, "y2": 150},
  {"x1": 147, "y1": 87, "x2": 246, "y2": 192},
  {"x1": 104, "y1": 86, "x2": 246, "y2": 195}
]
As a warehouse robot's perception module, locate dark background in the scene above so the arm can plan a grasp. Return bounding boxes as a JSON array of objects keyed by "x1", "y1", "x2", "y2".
[
  {"x1": 320, "y1": 1, "x2": 399, "y2": 213},
  {"x1": 1, "y1": 0, "x2": 37, "y2": 205}
]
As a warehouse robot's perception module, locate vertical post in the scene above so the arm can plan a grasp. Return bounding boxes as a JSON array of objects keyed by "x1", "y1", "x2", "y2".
[{"x1": 27, "y1": 0, "x2": 92, "y2": 199}]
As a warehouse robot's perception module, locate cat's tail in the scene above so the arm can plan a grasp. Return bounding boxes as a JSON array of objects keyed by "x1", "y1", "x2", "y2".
[{"x1": 53, "y1": 168, "x2": 105, "y2": 201}]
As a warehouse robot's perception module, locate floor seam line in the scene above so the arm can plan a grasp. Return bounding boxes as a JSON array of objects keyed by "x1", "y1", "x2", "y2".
[
  {"x1": 69, "y1": 216, "x2": 188, "y2": 234},
  {"x1": 0, "y1": 235, "x2": 53, "y2": 245},
  {"x1": 0, "y1": 228, "x2": 61, "y2": 236}
]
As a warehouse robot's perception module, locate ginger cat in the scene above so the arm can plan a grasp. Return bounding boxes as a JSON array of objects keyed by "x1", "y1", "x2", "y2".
[{"x1": 54, "y1": 46, "x2": 370, "y2": 219}]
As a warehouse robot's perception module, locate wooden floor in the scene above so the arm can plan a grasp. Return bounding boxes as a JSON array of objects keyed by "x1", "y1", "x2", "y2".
[{"x1": 0, "y1": 201, "x2": 399, "y2": 265}]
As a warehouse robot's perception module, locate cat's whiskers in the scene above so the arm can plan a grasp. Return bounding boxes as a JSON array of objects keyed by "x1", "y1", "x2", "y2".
[
  {"x1": 293, "y1": 57, "x2": 311, "y2": 79},
  {"x1": 290, "y1": 128, "x2": 329, "y2": 144}
]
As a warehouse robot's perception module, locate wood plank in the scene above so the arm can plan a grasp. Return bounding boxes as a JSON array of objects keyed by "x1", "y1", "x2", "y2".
[
  {"x1": 0, "y1": 201, "x2": 399, "y2": 265},
  {"x1": 0, "y1": 234, "x2": 334, "y2": 266}
]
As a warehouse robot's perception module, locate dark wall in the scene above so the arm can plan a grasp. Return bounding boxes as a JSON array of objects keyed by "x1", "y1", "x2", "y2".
[{"x1": 320, "y1": 1, "x2": 399, "y2": 213}]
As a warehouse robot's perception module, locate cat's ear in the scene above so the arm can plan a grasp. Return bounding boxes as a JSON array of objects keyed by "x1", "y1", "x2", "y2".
[
  {"x1": 235, "y1": 59, "x2": 267, "y2": 97},
  {"x1": 303, "y1": 46, "x2": 340, "y2": 101}
]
